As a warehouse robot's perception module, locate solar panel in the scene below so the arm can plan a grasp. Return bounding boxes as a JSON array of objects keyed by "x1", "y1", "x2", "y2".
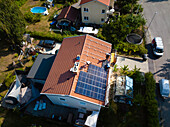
[
  {"x1": 75, "y1": 69, "x2": 107, "y2": 101},
  {"x1": 88, "y1": 64, "x2": 107, "y2": 79}
]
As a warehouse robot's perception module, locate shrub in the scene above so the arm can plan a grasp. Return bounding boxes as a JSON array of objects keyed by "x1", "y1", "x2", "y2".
[
  {"x1": 120, "y1": 65, "x2": 129, "y2": 75},
  {"x1": 113, "y1": 64, "x2": 118, "y2": 72},
  {"x1": 144, "y1": 72, "x2": 159, "y2": 127},
  {"x1": 14, "y1": 53, "x2": 18, "y2": 58},
  {"x1": 15, "y1": 0, "x2": 27, "y2": 7},
  {"x1": 115, "y1": 41, "x2": 147, "y2": 56},
  {"x1": 27, "y1": 31, "x2": 64, "y2": 42},
  {"x1": 24, "y1": 12, "x2": 42, "y2": 23},
  {"x1": 3, "y1": 72, "x2": 16, "y2": 89},
  {"x1": 48, "y1": 15, "x2": 54, "y2": 21}
]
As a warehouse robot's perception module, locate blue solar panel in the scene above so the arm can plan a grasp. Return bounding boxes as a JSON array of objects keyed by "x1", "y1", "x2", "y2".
[{"x1": 75, "y1": 64, "x2": 108, "y2": 101}]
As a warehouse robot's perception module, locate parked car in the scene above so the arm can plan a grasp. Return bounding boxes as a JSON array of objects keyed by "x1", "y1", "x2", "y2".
[
  {"x1": 159, "y1": 79, "x2": 170, "y2": 98},
  {"x1": 77, "y1": 27, "x2": 99, "y2": 35},
  {"x1": 38, "y1": 40, "x2": 55, "y2": 49},
  {"x1": 152, "y1": 37, "x2": 164, "y2": 56}
]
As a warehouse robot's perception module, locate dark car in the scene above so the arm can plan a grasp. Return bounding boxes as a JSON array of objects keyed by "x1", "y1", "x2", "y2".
[{"x1": 38, "y1": 40, "x2": 56, "y2": 49}]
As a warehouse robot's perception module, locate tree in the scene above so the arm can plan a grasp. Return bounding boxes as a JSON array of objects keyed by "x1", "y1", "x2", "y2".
[
  {"x1": 102, "y1": 16, "x2": 132, "y2": 47},
  {"x1": 126, "y1": 14, "x2": 146, "y2": 30},
  {"x1": 120, "y1": 65, "x2": 129, "y2": 75},
  {"x1": 0, "y1": 0, "x2": 26, "y2": 45},
  {"x1": 144, "y1": 72, "x2": 159, "y2": 127},
  {"x1": 115, "y1": 0, "x2": 138, "y2": 14}
]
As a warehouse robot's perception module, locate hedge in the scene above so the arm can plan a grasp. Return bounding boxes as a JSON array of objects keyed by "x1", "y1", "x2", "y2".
[
  {"x1": 27, "y1": 30, "x2": 78, "y2": 42},
  {"x1": 115, "y1": 41, "x2": 148, "y2": 56},
  {"x1": 144, "y1": 72, "x2": 159, "y2": 127}
]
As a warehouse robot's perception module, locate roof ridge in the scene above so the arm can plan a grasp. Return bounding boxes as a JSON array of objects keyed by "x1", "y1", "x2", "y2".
[
  {"x1": 65, "y1": 6, "x2": 71, "y2": 19},
  {"x1": 68, "y1": 35, "x2": 87, "y2": 95}
]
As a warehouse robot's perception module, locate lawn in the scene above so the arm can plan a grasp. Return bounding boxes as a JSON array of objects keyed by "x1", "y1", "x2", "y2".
[{"x1": 20, "y1": 0, "x2": 63, "y2": 34}]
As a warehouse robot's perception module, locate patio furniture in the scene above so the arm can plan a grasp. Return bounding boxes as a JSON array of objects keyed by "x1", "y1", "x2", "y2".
[
  {"x1": 34, "y1": 101, "x2": 39, "y2": 111},
  {"x1": 38, "y1": 100, "x2": 43, "y2": 110},
  {"x1": 42, "y1": 100, "x2": 46, "y2": 109}
]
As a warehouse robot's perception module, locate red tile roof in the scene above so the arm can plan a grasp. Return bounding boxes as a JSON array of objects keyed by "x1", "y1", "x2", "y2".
[
  {"x1": 57, "y1": 6, "x2": 80, "y2": 22},
  {"x1": 41, "y1": 35, "x2": 86, "y2": 95},
  {"x1": 41, "y1": 35, "x2": 112, "y2": 105},
  {"x1": 80, "y1": 0, "x2": 110, "y2": 6}
]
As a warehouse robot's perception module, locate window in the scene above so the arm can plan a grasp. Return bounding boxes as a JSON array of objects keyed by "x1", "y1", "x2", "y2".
[
  {"x1": 84, "y1": 16, "x2": 89, "y2": 21},
  {"x1": 84, "y1": 8, "x2": 89, "y2": 12},
  {"x1": 101, "y1": 18, "x2": 104, "y2": 22},
  {"x1": 102, "y1": 9, "x2": 105, "y2": 14},
  {"x1": 60, "y1": 98, "x2": 65, "y2": 101},
  {"x1": 80, "y1": 102, "x2": 86, "y2": 105}
]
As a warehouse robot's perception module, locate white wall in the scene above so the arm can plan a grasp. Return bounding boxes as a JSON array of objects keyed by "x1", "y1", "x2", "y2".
[
  {"x1": 81, "y1": 1, "x2": 109, "y2": 24},
  {"x1": 45, "y1": 94, "x2": 101, "y2": 111}
]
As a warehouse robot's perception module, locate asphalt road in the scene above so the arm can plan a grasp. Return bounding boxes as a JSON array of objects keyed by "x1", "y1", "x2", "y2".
[
  {"x1": 142, "y1": 0, "x2": 170, "y2": 126},
  {"x1": 142, "y1": 0, "x2": 170, "y2": 81}
]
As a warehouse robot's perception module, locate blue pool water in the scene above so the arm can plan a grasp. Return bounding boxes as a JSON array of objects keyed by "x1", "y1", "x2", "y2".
[{"x1": 31, "y1": 7, "x2": 47, "y2": 14}]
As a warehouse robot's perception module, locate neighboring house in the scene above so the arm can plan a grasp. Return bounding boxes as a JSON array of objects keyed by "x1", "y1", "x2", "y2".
[
  {"x1": 27, "y1": 54, "x2": 55, "y2": 84},
  {"x1": 56, "y1": 6, "x2": 80, "y2": 28},
  {"x1": 41, "y1": 34, "x2": 112, "y2": 112},
  {"x1": 80, "y1": 0, "x2": 114, "y2": 25},
  {"x1": 114, "y1": 76, "x2": 133, "y2": 104}
]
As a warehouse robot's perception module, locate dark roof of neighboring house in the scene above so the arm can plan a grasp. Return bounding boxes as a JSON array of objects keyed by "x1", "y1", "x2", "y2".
[
  {"x1": 41, "y1": 35, "x2": 112, "y2": 105},
  {"x1": 57, "y1": 6, "x2": 80, "y2": 22},
  {"x1": 80, "y1": 0, "x2": 110, "y2": 6},
  {"x1": 27, "y1": 54, "x2": 55, "y2": 81}
]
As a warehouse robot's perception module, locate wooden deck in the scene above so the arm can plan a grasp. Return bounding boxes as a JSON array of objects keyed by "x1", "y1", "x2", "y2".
[{"x1": 24, "y1": 95, "x2": 78, "y2": 125}]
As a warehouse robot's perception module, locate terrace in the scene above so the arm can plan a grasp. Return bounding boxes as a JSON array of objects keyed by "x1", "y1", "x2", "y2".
[{"x1": 24, "y1": 95, "x2": 79, "y2": 124}]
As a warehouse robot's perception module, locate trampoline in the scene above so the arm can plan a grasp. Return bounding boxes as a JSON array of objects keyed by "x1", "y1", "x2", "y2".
[{"x1": 126, "y1": 33, "x2": 143, "y2": 45}]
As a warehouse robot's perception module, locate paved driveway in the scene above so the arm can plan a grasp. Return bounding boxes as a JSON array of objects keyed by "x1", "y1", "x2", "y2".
[{"x1": 116, "y1": 56, "x2": 149, "y2": 73}]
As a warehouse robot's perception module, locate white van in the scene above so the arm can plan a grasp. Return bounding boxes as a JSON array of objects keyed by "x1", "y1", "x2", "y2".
[
  {"x1": 159, "y1": 79, "x2": 170, "y2": 98},
  {"x1": 152, "y1": 37, "x2": 164, "y2": 56}
]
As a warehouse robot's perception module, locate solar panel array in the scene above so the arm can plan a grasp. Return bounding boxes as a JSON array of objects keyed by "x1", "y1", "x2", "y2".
[{"x1": 75, "y1": 64, "x2": 107, "y2": 101}]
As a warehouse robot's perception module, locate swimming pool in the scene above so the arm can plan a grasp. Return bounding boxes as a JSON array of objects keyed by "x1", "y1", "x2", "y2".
[{"x1": 31, "y1": 7, "x2": 48, "y2": 15}]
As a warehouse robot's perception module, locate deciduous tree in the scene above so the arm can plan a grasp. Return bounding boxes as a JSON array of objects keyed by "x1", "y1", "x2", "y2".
[{"x1": 0, "y1": 0, "x2": 26, "y2": 45}]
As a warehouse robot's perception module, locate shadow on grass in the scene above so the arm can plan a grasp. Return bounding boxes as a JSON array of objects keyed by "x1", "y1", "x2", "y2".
[{"x1": 0, "y1": 40, "x2": 18, "y2": 59}]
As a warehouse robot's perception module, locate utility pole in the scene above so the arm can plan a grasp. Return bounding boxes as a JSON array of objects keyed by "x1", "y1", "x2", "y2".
[{"x1": 146, "y1": 12, "x2": 157, "y2": 33}]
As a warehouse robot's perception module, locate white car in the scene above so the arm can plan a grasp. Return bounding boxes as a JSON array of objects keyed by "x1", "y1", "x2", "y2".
[
  {"x1": 159, "y1": 79, "x2": 169, "y2": 98},
  {"x1": 152, "y1": 37, "x2": 164, "y2": 56},
  {"x1": 77, "y1": 27, "x2": 99, "y2": 35}
]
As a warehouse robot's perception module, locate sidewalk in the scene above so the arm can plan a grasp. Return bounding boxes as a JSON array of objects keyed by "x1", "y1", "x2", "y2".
[{"x1": 116, "y1": 55, "x2": 149, "y2": 73}]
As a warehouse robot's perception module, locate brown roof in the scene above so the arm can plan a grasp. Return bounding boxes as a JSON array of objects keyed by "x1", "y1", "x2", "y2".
[
  {"x1": 41, "y1": 35, "x2": 112, "y2": 105},
  {"x1": 57, "y1": 6, "x2": 80, "y2": 22},
  {"x1": 80, "y1": 0, "x2": 110, "y2": 6},
  {"x1": 41, "y1": 35, "x2": 86, "y2": 95}
]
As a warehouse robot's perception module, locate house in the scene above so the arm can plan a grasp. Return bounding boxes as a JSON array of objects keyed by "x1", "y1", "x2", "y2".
[
  {"x1": 27, "y1": 54, "x2": 56, "y2": 84},
  {"x1": 80, "y1": 0, "x2": 114, "y2": 25},
  {"x1": 40, "y1": 34, "x2": 112, "y2": 112},
  {"x1": 114, "y1": 76, "x2": 133, "y2": 104},
  {"x1": 56, "y1": 6, "x2": 80, "y2": 28}
]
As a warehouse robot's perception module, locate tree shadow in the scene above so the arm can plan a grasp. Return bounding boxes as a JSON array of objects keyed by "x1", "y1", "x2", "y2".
[
  {"x1": 0, "y1": 42, "x2": 20, "y2": 59},
  {"x1": 153, "y1": 59, "x2": 170, "y2": 80}
]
